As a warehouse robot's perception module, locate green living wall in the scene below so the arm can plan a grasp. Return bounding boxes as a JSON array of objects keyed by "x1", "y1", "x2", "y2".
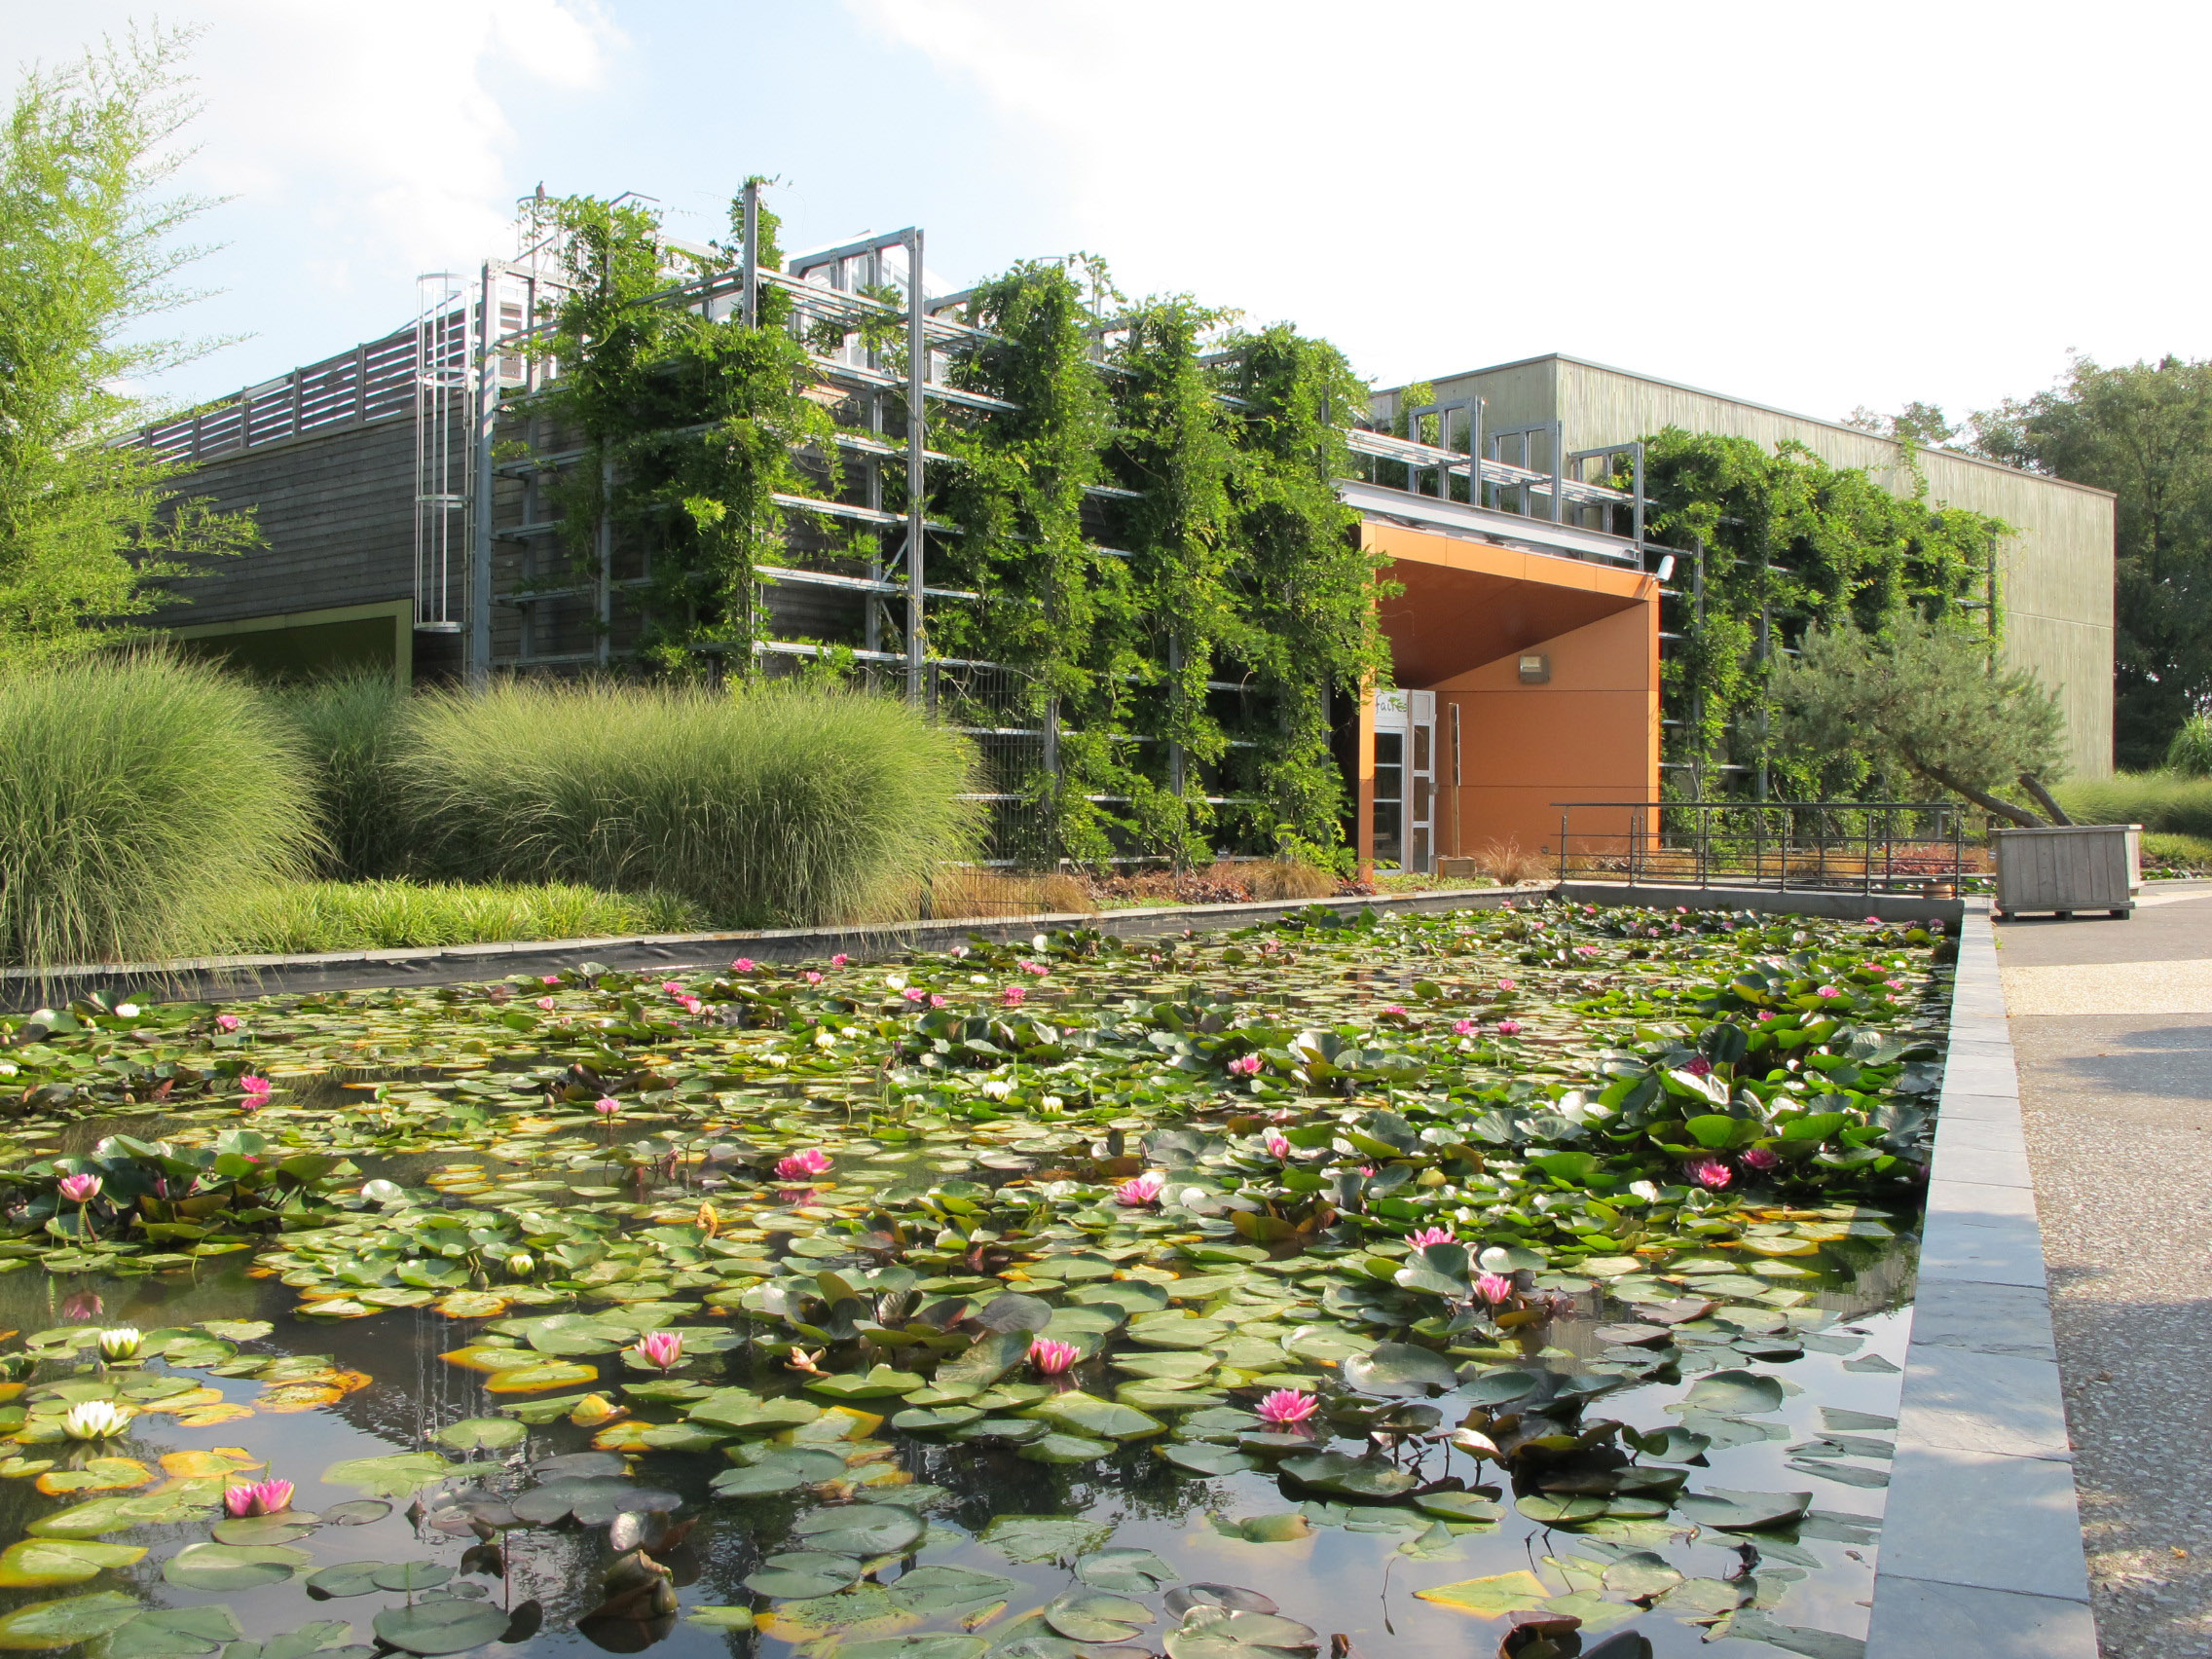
[
  {"x1": 523, "y1": 197, "x2": 1389, "y2": 870},
  {"x1": 1637, "y1": 430, "x2": 2010, "y2": 800}
]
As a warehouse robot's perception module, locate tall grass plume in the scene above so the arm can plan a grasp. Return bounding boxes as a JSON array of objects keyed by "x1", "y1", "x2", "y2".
[{"x1": 0, "y1": 651, "x2": 319, "y2": 968}]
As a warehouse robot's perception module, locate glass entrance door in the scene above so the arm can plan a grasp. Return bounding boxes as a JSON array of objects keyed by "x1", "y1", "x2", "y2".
[{"x1": 1371, "y1": 691, "x2": 1436, "y2": 873}]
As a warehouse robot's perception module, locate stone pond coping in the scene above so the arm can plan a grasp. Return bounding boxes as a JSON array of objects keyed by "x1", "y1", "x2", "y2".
[
  {"x1": 0, "y1": 884, "x2": 1555, "y2": 1011},
  {"x1": 1863, "y1": 897, "x2": 2097, "y2": 1659},
  {"x1": 2, "y1": 879, "x2": 1969, "y2": 1013}
]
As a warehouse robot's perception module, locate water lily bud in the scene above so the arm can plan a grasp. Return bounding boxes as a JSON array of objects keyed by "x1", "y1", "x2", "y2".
[
  {"x1": 505, "y1": 1252, "x2": 535, "y2": 1278},
  {"x1": 96, "y1": 1327, "x2": 142, "y2": 1361}
]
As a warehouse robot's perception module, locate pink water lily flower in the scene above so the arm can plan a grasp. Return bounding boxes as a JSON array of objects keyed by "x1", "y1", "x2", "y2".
[
  {"x1": 662, "y1": 981, "x2": 686, "y2": 996},
  {"x1": 1406, "y1": 1227, "x2": 1456, "y2": 1250},
  {"x1": 542, "y1": 976, "x2": 561, "y2": 986},
  {"x1": 595, "y1": 1097, "x2": 621, "y2": 1117},
  {"x1": 1683, "y1": 1055, "x2": 1714, "y2": 1078},
  {"x1": 732, "y1": 958, "x2": 756, "y2": 973},
  {"x1": 1684, "y1": 1157, "x2": 1734, "y2": 1190},
  {"x1": 805, "y1": 971, "x2": 824, "y2": 985},
  {"x1": 830, "y1": 954, "x2": 851, "y2": 968},
  {"x1": 633, "y1": 1331, "x2": 683, "y2": 1371},
  {"x1": 676, "y1": 995, "x2": 703, "y2": 1014},
  {"x1": 1264, "y1": 1132, "x2": 1291, "y2": 1159},
  {"x1": 777, "y1": 1148, "x2": 832, "y2": 1180},
  {"x1": 1815, "y1": 985, "x2": 1841, "y2": 999},
  {"x1": 1001, "y1": 986, "x2": 1027, "y2": 1007},
  {"x1": 1227, "y1": 1053, "x2": 1262, "y2": 1077},
  {"x1": 239, "y1": 1075, "x2": 273, "y2": 1099},
  {"x1": 1496, "y1": 977, "x2": 1518, "y2": 991},
  {"x1": 1114, "y1": 1172, "x2": 1165, "y2": 1206},
  {"x1": 224, "y1": 1479, "x2": 293, "y2": 1519},
  {"x1": 930, "y1": 993, "x2": 947, "y2": 1009},
  {"x1": 1494, "y1": 1019, "x2": 1522, "y2": 1036},
  {"x1": 1475, "y1": 1272, "x2": 1517, "y2": 1305},
  {"x1": 1257, "y1": 1388, "x2": 1318, "y2": 1425},
  {"x1": 57, "y1": 1174, "x2": 101, "y2": 1205},
  {"x1": 1378, "y1": 1005, "x2": 1408, "y2": 1017},
  {"x1": 1029, "y1": 1338, "x2": 1080, "y2": 1376},
  {"x1": 1453, "y1": 1019, "x2": 1478, "y2": 1037},
  {"x1": 214, "y1": 1014, "x2": 240, "y2": 1034},
  {"x1": 535, "y1": 997, "x2": 556, "y2": 1012},
  {"x1": 1740, "y1": 1146, "x2": 1781, "y2": 1171},
  {"x1": 903, "y1": 986, "x2": 927, "y2": 1003}
]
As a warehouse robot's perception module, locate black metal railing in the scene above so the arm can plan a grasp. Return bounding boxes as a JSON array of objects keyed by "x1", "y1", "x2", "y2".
[{"x1": 1551, "y1": 799, "x2": 1982, "y2": 895}]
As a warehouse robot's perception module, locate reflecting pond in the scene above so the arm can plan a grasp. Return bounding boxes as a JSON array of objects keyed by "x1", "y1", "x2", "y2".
[{"x1": 0, "y1": 902, "x2": 1951, "y2": 1659}]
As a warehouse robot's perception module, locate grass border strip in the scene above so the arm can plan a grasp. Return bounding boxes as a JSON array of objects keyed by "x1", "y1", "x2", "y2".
[{"x1": 1862, "y1": 898, "x2": 2098, "y2": 1659}]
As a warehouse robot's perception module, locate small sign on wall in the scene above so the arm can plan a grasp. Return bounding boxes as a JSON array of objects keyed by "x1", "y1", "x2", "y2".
[{"x1": 1517, "y1": 653, "x2": 1551, "y2": 683}]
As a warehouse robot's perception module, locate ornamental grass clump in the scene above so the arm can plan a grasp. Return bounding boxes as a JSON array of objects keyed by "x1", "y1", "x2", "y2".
[
  {"x1": 0, "y1": 651, "x2": 319, "y2": 970},
  {"x1": 395, "y1": 680, "x2": 979, "y2": 928},
  {"x1": 275, "y1": 669, "x2": 410, "y2": 878}
]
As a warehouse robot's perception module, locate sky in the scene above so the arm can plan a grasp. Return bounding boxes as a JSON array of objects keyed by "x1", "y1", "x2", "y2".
[{"x1": 9, "y1": 0, "x2": 2206, "y2": 432}]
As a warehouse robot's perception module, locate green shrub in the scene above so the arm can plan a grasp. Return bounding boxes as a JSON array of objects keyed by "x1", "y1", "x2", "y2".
[
  {"x1": 2050, "y1": 772, "x2": 2212, "y2": 837},
  {"x1": 0, "y1": 651, "x2": 319, "y2": 968},
  {"x1": 2167, "y1": 714, "x2": 2212, "y2": 778},
  {"x1": 205, "y1": 879, "x2": 703, "y2": 954},
  {"x1": 394, "y1": 680, "x2": 979, "y2": 926},
  {"x1": 276, "y1": 670, "x2": 409, "y2": 877},
  {"x1": 2141, "y1": 831, "x2": 2212, "y2": 876}
]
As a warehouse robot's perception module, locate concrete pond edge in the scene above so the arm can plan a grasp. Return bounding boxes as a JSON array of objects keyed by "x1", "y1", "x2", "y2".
[{"x1": 1863, "y1": 898, "x2": 2098, "y2": 1659}]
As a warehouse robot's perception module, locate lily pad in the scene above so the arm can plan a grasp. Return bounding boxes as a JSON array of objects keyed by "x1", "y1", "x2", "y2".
[
  {"x1": 885, "y1": 1566, "x2": 1018, "y2": 1614},
  {"x1": 0, "y1": 1539, "x2": 146, "y2": 1589},
  {"x1": 1162, "y1": 1608, "x2": 1319, "y2": 1659},
  {"x1": 791, "y1": 1504, "x2": 926, "y2": 1557},
  {"x1": 1681, "y1": 1370, "x2": 1786, "y2": 1416},
  {"x1": 978, "y1": 1514, "x2": 1114, "y2": 1565},
  {"x1": 1676, "y1": 1488, "x2": 1813, "y2": 1531},
  {"x1": 746, "y1": 1553, "x2": 864, "y2": 1601},
  {"x1": 1045, "y1": 1593, "x2": 1153, "y2": 1643},
  {"x1": 1341, "y1": 1343, "x2": 1458, "y2": 1396},
  {"x1": 319, "y1": 1453, "x2": 452, "y2": 1498},
  {"x1": 163, "y1": 1542, "x2": 311, "y2": 1591},
  {"x1": 509, "y1": 1477, "x2": 679, "y2": 1526},
  {"x1": 1075, "y1": 1549, "x2": 1177, "y2": 1594},
  {"x1": 1025, "y1": 1390, "x2": 1165, "y2": 1441},
  {"x1": 370, "y1": 1600, "x2": 512, "y2": 1656},
  {"x1": 432, "y1": 1418, "x2": 526, "y2": 1452},
  {"x1": 96, "y1": 1606, "x2": 246, "y2": 1659},
  {"x1": 0, "y1": 1593, "x2": 144, "y2": 1652},
  {"x1": 1413, "y1": 1570, "x2": 1554, "y2": 1617},
  {"x1": 1276, "y1": 1451, "x2": 1418, "y2": 1499}
]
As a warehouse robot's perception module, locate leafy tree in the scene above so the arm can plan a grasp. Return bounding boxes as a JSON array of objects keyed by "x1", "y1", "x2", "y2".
[
  {"x1": 1639, "y1": 429, "x2": 2004, "y2": 799},
  {"x1": 1771, "y1": 611, "x2": 2065, "y2": 826},
  {"x1": 1971, "y1": 355, "x2": 2212, "y2": 767},
  {"x1": 0, "y1": 27, "x2": 254, "y2": 660},
  {"x1": 1843, "y1": 401, "x2": 1958, "y2": 449}
]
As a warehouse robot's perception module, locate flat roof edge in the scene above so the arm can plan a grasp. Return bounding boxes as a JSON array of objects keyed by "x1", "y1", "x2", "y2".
[{"x1": 1376, "y1": 353, "x2": 2117, "y2": 502}]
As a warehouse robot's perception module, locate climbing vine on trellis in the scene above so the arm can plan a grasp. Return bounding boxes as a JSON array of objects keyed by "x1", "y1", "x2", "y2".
[
  {"x1": 518, "y1": 196, "x2": 1393, "y2": 868},
  {"x1": 1639, "y1": 428, "x2": 2009, "y2": 799},
  {"x1": 532, "y1": 191, "x2": 837, "y2": 672}
]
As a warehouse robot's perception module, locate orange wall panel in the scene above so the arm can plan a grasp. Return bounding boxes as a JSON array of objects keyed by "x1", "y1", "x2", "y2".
[{"x1": 1430, "y1": 604, "x2": 1658, "y2": 857}]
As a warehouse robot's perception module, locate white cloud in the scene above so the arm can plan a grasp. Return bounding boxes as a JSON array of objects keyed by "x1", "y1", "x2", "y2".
[
  {"x1": 841, "y1": 0, "x2": 2212, "y2": 422},
  {"x1": 5, "y1": 0, "x2": 620, "y2": 394}
]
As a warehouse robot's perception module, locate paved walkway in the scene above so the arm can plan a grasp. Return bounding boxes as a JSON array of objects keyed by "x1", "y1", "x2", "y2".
[{"x1": 2000, "y1": 880, "x2": 2212, "y2": 1657}]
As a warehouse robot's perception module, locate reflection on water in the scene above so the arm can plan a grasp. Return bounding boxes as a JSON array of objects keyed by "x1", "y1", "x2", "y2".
[{"x1": 0, "y1": 1223, "x2": 1912, "y2": 1659}]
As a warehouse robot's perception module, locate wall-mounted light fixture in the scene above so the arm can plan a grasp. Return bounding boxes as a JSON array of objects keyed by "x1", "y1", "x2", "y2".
[
  {"x1": 1518, "y1": 653, "x2": 1550, "y2": 684},
  {"x1": 1654, "y1": 554, "x2": 1676, "y2": 582}
]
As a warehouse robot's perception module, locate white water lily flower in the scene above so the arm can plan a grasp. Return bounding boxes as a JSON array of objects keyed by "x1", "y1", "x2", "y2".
[
  {"x1": 61, "y1": 1401, "x2": 133, "y2": 1440},
  {"x1": 1040, "y1": 1095, "x2": 1063, "y2": 1112},
  {"x1": 113, "y1": 1004, "x2": 140, "y2": 1018},
  {"x1": 96, "y1": 1327, "x2": 142, "y2": 1361},
  {"x1": 978, "y1": 1080, "x2": 1014, "y2": 1101},
  {"x1": 813, "y1": 1031, "x2": 836, "y2": 1049}
]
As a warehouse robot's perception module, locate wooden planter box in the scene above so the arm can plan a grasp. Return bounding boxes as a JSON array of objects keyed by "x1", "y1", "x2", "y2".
[{"x1": 1992, "y1": 824, "x2": 2142, "y2": 919}]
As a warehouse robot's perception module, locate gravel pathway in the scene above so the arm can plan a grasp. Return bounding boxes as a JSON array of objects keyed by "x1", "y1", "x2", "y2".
[{"x1": 2002, "y1": 886, "x2": 2212, "y2": 1657}]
